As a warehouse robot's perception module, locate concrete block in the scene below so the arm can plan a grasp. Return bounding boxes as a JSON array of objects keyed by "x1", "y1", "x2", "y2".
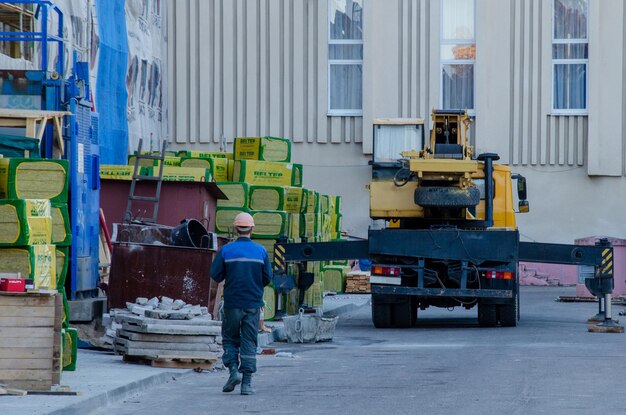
[
  {"x1": 159, "y1": 296, "x2": 174, "y2": 310},
  {"x1": 172, "y1": 299, "x2": 186, "y2": 310},
  {"x1": 147, "y1": 297, "x2": 159, "y2": 308},
  {"x1": 136, "y1": 297, "x2": 149, "y2": 305},
  {"x1": 69, "y1": 297, "x2": 106, "y2": 323}
]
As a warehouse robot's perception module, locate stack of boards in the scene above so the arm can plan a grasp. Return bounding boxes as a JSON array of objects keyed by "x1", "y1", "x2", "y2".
[{"x1": 0, "y1": 158, "x2": 76, "y2": 372}]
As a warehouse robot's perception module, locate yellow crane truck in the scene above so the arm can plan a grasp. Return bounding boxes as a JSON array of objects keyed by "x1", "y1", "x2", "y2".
[{"x1": 273, "y1": 110, "x2": 617, "y2": 329}]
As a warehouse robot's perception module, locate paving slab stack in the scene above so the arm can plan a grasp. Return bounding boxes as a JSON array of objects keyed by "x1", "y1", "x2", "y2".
[{"x1": 107, "y1": 296, "x2": 222, "y2": 369}]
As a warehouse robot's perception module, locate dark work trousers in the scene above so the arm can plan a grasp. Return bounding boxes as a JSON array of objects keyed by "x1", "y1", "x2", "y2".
[{"x1": 222, "y1": 308, "x2": 260, "y2": 374}]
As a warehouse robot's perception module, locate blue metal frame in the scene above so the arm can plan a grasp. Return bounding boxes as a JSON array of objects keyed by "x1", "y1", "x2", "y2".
[{"x1": 0, "y1": 0, "x2": 64, "y2": 75}]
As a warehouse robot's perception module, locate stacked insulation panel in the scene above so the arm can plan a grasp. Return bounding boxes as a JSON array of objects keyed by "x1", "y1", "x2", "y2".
[{"x1": 207, "y1": 136, "x2": 347, "y2": 316}]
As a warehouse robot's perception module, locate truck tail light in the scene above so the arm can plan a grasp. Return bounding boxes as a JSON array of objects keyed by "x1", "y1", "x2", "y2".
[
  {"x1": 371, "y1": 265, "x2": 401, "y2": 276},
  {"x1": 485, "y1": 271, "x2": 513, "y2": 280}
]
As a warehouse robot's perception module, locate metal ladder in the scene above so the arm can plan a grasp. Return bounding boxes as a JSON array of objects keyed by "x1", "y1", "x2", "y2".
[{"x1": 124, "y1": 139, "x2": 167, "y2": 224}]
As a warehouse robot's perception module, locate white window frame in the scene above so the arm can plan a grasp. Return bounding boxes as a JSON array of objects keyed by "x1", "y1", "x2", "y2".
[
  {"x1": 551, "y1": 0, "x2": 589, "y2": 115},
  {"x1": 440, "y1": 0, "x2": 476, "y2": 113},
  {"x1": 327, "y1": 1, "x2": 363, "y2": 117}
]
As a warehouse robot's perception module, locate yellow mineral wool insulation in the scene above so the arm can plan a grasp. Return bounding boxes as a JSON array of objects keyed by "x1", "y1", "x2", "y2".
[
  {"x1": 232, "y1": 160, "x2": 302, "y2": 187},
  {"x1": 51, "y1": 204, "x2": 71, "y2": 246},
  {"x1": 177, "y1": 151, "x2": 233, "y2": 159},
  {"x1": 180, "y1": 157, "x2": 212, "y2": 169},
  {"x1": 0, "y1": 200, "x2": 52, "y2": 246},
  {"x1": 100, "y1": 165, "x2": 138, "y2": 180},
  {"x1": 283, "y1": 187, "x2": 306, "y2": 213},
  {"x1": 0, "y1": 245, "x2": 56, "y2": 289},
  {"x1": 251, "y1": 210, "x2": 287, "y2": 239},
  {"x1": 249, "y1": 186, "x2": 284, "y2": 211},
  {"x1": 0, "y1": 158, "x2": 69, "y2": 202},
  {"x1": 233, "y1": 137, "x2": 292, "y2": 162},
  {"x1": 146, "y1": 166, "x2": 212, "y2": 182},
  {"x1": 216, "y1": 182, "x2": 250, "y2": 208},
  {"x1": 215, "y1": 207, "x2": 249, "y2": 234},
  {"x1": 262, "y1": 286, "x2": 276, "y2": 321}
]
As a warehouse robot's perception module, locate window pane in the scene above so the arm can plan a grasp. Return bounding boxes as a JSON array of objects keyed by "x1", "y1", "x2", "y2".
[
  {"x1": 442, "y1": 0, "x2": 474, "y2": 41},
  {"x1": 330, "y1": 64, "x2": 363, "y2": 111},
  {"x1": 554, "y1": 63, "x2": 586, "y2": 110},
  {"x1": 552, "y1": 43, "x2": 587, "y2": 59},
  {"x1": 441, "y1": 44, "x2": 476, "y2": 60},
  {"x1": 329, "y1": 0, "x2": 363, "y2": 40},
  {"x1": 374, "y1": 125, "x2": 424, "y2": 163},
  {"x1": 554, "y1": 0, "x2": 588, "y2": 40},
  {"x1": 442, "y1": 64, "x2": 474, "y2": 110},
  {"x1": 329, "y1": 44, "x2": 363, "y2": 60}
]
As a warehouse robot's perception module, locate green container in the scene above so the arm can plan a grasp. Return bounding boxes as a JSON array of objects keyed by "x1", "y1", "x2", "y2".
[
  {"x1": 215, "y1": 207, "x2": 249, "y2": 234},
  {"x1": 217, "y1": 182, "x2": 250, "y2": 208},
  {"x1": 251, "y1": 210, "x2": 288, "y2": 239},
  {"x1": 249, "y1": 185, "x2": 285, "y2": 211},
  {"x1": 233, "y1": 136, "x2": 292, "y2": 162},
  {"x1": 51, "y1": 203, "x2": 71, "y2": 246},
  {"x1": 0, "y1": 158, "x2": 69, "y2": 202},
  {"x1": 0, "y1": 199, "x2": 52, "y2": 246}
]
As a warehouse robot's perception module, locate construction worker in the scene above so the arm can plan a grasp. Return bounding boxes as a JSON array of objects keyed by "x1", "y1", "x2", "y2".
[{"x1": 210, "y1": 212, "x2": 272, "y2": 395}]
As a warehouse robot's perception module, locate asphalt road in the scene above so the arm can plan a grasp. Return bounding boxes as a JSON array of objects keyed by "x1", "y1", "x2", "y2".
[{"x1": 92, "y1": 286, "x2": 626, "y2": 415}]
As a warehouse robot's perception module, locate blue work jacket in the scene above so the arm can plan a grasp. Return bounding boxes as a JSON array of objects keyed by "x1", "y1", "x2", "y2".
[{"x1": 210, "y1": 237, "x2": 272, "y2": 309}]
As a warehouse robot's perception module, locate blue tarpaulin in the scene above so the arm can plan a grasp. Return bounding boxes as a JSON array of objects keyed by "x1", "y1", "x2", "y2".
[{"x1": 96, "y1": 0, "x2": 128, "y2": 165}]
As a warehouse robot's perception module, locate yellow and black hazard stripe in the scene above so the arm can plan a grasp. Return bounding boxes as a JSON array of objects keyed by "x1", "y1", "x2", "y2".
[
  {"x1": 601, "y1": 248, "x2": 614, "y2": 276},
  {"x1": 274, "y1": 243, "x2": 286, "y2": 272}
]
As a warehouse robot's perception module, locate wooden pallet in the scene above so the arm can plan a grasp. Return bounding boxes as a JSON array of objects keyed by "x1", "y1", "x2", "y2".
[
  {"x1": 0, "y1": 293, "x2": 62, "y2": 391},
  {"x1": 123, "y1": 354, "x2": 217, "y2": 370}
]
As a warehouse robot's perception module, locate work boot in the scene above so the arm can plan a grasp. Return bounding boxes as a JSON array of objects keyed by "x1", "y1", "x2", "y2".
[
  {"x1": 222, "y1": 366, "x2": 241, "y2": 393},
  {"x1": 240, "y1": 373, "x2": 255, "y2": 395}
]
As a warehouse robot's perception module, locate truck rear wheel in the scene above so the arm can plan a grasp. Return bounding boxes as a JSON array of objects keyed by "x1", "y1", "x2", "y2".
[
  {"x1": 371, "y1": 303, "x2": 392, "y2": 328},
  {"x1": 498, "y1": 294, "x2": 518, "y2": 327},
  {"x1": 391, "y1": 301, "x2": 413, "y2": 328},
  {"x1": 478, "y1": 303, "x2": 497, "y2": 327}
]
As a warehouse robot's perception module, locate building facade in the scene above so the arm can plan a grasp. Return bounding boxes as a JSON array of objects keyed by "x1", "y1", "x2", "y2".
[{"x1": 167, "y1": 0, "x2": 626, "y2": 243}]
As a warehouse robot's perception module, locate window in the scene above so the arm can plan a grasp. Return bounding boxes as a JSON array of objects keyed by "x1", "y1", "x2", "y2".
[
  {"x1": 441, "y1": 0, "x2": 475, "y2": 111},
  {"x1": 328, "y1": 0, "x2": 363, "y2": 115},
  {"x1": 552, "y1": 0, "x2": 588, "y2": 113},
  {"x1": 0, "y1": 3, "x2": 34, "y2": 61}
]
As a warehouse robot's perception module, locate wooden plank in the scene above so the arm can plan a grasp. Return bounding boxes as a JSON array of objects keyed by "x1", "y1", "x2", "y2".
[
  {"x1": 0, "y1": 359, "x2": 52, "y2": 370},
  {"x1": 121, "y1": 322, "x2": 221, "y2": 336},
  {"x1": 116, "y1": 330, "x2": 217, "y2": 344},
  {"x1": 0, "y1": 369, "x2": 53, "y2": 381},
  {"x1": 114, "y1": 338, "x2": 213, "y2": 352},
  {"x1": 0, "y1": 305, "x2": 55, "y2": 318},
  {"x1": 0, "y1": 348, "x2": 53, "y2": 359},
  {"x1": 0, "y1": 316, "x2": 55, "y2": 327},
  {"x1": 0, "y1": 327, "x2": 54, "y2": 339},
  {"x1": 0, "y1": 336, "x2": 53, "y2": 348},
  {"x1": 0, "y1": 380, "x2": 52, "y2": 392},
  {"x1": 0, "y1": 295, "x2": 56, "y2": 307},
  {"x1": 151, "y1": 359, "x2": 217, "y2": 370}
]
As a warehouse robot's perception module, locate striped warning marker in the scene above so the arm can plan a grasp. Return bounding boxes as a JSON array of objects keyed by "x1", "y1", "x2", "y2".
[
  {"x1": 601, "y1": 248, "x2": 613, "y2": 275},
  {"x1": 274, "y1": 244, "x2": 286, "y2": 272}
]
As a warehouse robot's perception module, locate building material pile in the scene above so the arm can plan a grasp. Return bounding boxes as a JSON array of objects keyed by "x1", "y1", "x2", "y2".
[
  {"x1": 107, "y1": 297, "x2": 222, "y2": 369},
  {"x1": 345, "y1": 271, "x2": 371, "y2": 294},
  {"x1": 0, "y1": 158, "x2": 76, "y2": 372}
]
